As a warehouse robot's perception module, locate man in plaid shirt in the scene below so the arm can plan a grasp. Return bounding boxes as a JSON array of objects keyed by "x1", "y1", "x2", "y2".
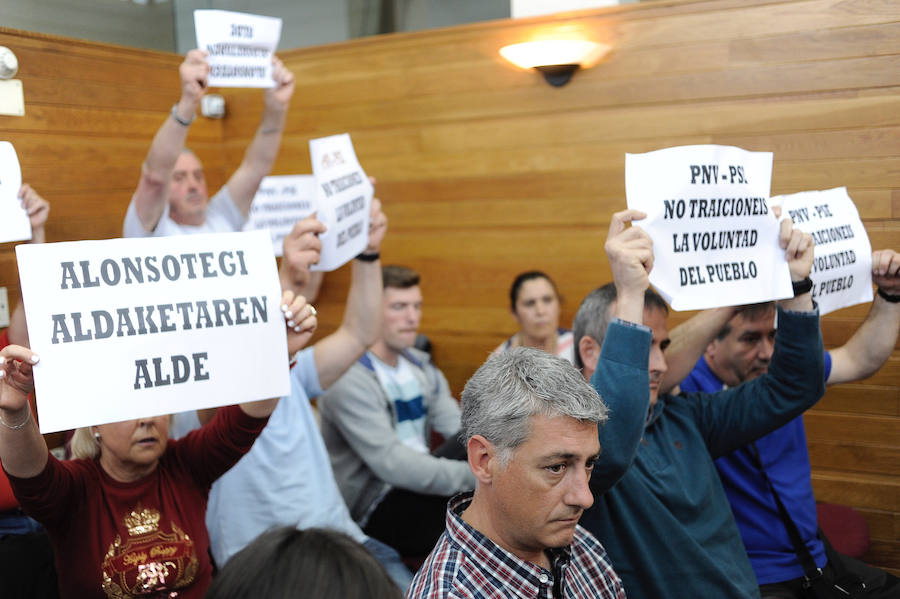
[{"x1": 406, "y1": 347, "x2": 626, "y2": 599}]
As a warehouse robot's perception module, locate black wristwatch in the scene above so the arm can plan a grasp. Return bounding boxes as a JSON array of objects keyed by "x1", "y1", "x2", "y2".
[
  {"x1": 792, "y1": 277, "x2": 813, "y2": 296},
  {"x1": 877, "y1": 287, "x2": 900, "y2": 303}
]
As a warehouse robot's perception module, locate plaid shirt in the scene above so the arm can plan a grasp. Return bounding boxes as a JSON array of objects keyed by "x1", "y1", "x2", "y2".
[{"x1": 407, "y1": 493, "x2": 626, "y2": 599}]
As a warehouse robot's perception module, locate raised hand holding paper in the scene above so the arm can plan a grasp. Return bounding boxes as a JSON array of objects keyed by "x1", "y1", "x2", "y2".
[
  {"x1": 16, "y1": 231, "x2": 289, "y2": 433},
  {"x1": 771, "y1": 187, "x2": 872, "y2": 314},
  {"x1": 194, "y1": 10, "x2": 282, "y2": 88},
  {"x1": 309, "y1": 133, "x2": 373, "y2": 271},
  {"x1": 626, "y1": 145, "x2": 790, "y2": 311},
  {"x1": 243, "y1": 175, "x2": 317, "y2": 257},
  {"x1": 0, "y1": 142, "x2": 31, "y2": 243}
]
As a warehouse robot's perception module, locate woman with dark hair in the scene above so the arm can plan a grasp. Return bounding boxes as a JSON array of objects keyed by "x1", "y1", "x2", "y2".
[
  {"x1": 492, "y1": 270, "x2": 574, "y2": 363},
  {"x1": 204, "y1": 527, "x2": 403, "y2": 599}
]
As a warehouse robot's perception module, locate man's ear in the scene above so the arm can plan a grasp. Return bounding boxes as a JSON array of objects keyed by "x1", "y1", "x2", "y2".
[
  {"x1": 578, "y1": 336, "x2": 600, "y2": 372},
  {"x1": 703, "y1": 339, "x2": 718, "y2": 364},
  {"x1": 467, "y1": 434, "x2": 496, "y2": 485}
]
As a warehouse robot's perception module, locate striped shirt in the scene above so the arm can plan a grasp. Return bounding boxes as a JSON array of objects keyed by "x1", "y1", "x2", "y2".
[{"x1": 407, "y1": 493, "x2": 626, "y2": 599}]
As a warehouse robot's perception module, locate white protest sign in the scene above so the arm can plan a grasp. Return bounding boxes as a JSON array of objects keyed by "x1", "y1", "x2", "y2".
[
  {"x1": 309, "y1": 133, "x2": 373, "y2": 272},
  {"x1": 16, "y1": 231, "x2": 290, "y2": 433},
  {"x1": 194, "y1": 10, "x2": 282, "y2": 88},
  {"x1": 771, "y1": 187, "x2": 872, "y2": 315},
  {"x1": 0, "y1": 142, "x2": 31, "y2": 243},
  {"x1": 626, "y1": 145, "x2": 791, "y2": 311},
  {"x1": 243, "y1": 175, "x2": 317, "y2": 257}
]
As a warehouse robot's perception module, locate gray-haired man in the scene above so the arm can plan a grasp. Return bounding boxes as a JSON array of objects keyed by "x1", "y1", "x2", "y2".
[{"x1": 407, "y1": 348, "x2": 625, "y2": 599}]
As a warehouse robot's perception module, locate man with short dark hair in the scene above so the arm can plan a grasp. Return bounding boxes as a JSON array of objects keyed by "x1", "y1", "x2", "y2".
[
  {"x1": 319, "y1": 265, "x2": 474, "y2": 557},
  {"x1": 407, "y1": 347, "x2": 625, "y2": 599},
  {"x1": 575, "y1": 209, "x2": 826, "y2": 598}
]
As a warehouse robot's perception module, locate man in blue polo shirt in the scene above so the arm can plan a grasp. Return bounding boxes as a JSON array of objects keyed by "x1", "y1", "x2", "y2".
[{"x1": 676, "y1": 248, "x2": 900, "y2": 598}]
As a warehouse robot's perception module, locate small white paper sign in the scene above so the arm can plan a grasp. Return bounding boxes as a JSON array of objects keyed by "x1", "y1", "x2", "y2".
[
  {"x1": 771, "y1": 187, "x2": 873, "y2": 315},
  {"x1": 16, "y1": 231, "x2": 290, "y2": 433},
  {"x1": 0, "y1": 142, "x2": 31, "y2": 243},
  {"x1": 309, "y1": 133, "x2": 373, "y2": 272},
  {"x1": 194, "y1": 10, "x2": 282, "y2": 88},
  {"x1": 626, "y1": 145, "x2": 791, "y2": 311},
  {"x1": 243, "y1": 175, "x2": 317, "y2": 257}
]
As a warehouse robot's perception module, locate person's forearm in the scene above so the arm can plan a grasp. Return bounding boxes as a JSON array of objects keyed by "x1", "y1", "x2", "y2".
[
  {"x1": 779, "y1": 290, "x2": 814, "y2": 313},
  {"x1": 225, "y1": 107, "x2": 287, "y2": 216},
  {"x1": 146, "y1": 99, "x2": 195, "y2": 178},
  {"x1": 592, "y1": 320, "x2": 651, "y2": 491},
  {"x1": 829, "y1": 294, "x2": 900, "y2": 384},
  {"x1": 340, "y1": 258, "x2": 382, "y2": 350},
  {"x1": 30, "y1": 226, "x2": 45, "y2": 245},
  {"x1": 245, "y1": 109, "x2": 286, "y2": 171},
  {"x1": 312, "y1": 258, "x2": 382, "y2": 390},
  {"x1": 7, "y1": 303, "x2": 29, "y2": 347},
  {"x1": 0, "y1": 407, "x2": 49, "y2": 479},
  {"x1": 134, "y1": 106, "x2": 195, "y2": 228},
  {"x1": 662, "y1": 307, "x2": 735, "y2": 393},
  {"x1": 238, "y1": 397, "x2": 279, "y2": 418}
]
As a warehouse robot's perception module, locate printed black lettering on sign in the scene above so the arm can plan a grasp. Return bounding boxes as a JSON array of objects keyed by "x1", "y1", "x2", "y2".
[{"x1": 52, "y1": 247, "x2": 267, "y2": 390}]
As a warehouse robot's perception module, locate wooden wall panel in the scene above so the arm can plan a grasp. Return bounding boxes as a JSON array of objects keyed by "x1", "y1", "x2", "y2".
[{"x1": 219, "y1": 0, "x2": 899, "y2": 570}]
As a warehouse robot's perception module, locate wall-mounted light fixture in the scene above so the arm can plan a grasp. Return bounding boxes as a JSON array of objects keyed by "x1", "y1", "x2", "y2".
[{"x1": 499, "y1": 39, "x2": 609, "y2": 87}]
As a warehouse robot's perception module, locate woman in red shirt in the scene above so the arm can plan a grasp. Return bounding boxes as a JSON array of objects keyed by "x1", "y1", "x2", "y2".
[{"x1": 0, "y1": 291, "x2": 315, "y2": 599}]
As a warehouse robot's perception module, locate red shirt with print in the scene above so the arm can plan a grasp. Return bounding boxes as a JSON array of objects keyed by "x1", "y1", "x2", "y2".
[{"x1": 6, "y1": 405, "x2": 268, "y2": 599}]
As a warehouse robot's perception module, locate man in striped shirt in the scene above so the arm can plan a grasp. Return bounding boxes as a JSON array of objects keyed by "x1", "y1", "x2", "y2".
[{"x1": 407, "y1": 348, "x2": 625, "y2": 599}]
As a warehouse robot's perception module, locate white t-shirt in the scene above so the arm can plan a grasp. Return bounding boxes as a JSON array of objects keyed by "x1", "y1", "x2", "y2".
[{"x1": 122, "y1": 186, "x2": 245, "y2": 238}]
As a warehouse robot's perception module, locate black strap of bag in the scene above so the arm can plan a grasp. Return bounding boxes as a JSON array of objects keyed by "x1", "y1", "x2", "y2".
[{"x1": 747, "y1": 442, "x2": 862, "y2": 598}]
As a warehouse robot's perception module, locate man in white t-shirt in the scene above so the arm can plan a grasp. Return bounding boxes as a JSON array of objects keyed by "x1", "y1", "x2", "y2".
[
  {"x1": 123, "y1": 49, "x2": 294, "y2": 238},
  {"x1": 319, "y1": 265, "x2": 475, "y2": 557}
]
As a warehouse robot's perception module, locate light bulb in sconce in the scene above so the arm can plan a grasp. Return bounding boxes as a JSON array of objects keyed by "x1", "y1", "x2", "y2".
[
  {"x1": 499, "y1": 39, "x2": 610, "y2": 87},
  {"x1": 0, "y1": 47, "x2": 19, "y2": 80}
]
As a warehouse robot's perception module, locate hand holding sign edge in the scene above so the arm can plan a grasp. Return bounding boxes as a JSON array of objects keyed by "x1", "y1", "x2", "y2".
[
  {"x1": 281, "y1": 290, "x2": 317, "y2": 356},
  {"x1": 605, "y1": 209, "x2": 652, "y2": 325},
  {"x1": 0, "y1": 345, "x2": 38, "y2": 414},
  {"x1": 778, "y1": 217, "x2": 815, "y2": 312}
]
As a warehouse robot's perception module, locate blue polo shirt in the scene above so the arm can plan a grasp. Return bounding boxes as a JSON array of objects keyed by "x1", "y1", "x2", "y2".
[{"x1": 680, "y1": 352, "x2": 832, "y2": 584}]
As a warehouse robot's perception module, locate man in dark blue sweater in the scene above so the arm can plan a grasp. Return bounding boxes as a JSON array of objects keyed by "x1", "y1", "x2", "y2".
[{"x1": 575, "y1": 209, "x2": 824, "y2": 599}]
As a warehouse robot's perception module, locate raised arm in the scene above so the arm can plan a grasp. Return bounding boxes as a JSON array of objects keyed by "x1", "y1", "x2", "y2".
[
  {"x1": 313, "y1": 199, "x2": 388, "y2": 389},
  {"x1": 776, "y1": 216, "x2": 815, "y2": 313},
  {"x1": 19, "y1": 183, "x2": 49, "y2": 244},
  {"x1": 224, "y1": 56, "x2": 295, "y2": 216},
  {"x1": 607, "y1": 209, "x2": 651, "y2": 325},
  {"x1": 828, "y1": 249, "x2": 900, "y2": 385},
  {"x1": 591, "y1": 209, "x2": 653, "y2": 491},
  {"x1": 0, "y1": 345, "x2": 47, "y2": 478},
  {"x1": 699, "y1": 217, "x2": 822, "y2": 456},
  {"x1": 8, "y1": 184, "x2": 50, "y2": 347},
  {"x1": 279, "y1": 215, "x2": 326, "y2": 297},
  {"x1": 131, "y1": 50, "x2": 209, "y2": 232}
]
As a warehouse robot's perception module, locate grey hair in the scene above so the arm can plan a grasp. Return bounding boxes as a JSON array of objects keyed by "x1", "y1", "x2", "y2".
[
  {"x1": 572, "y1": 284, "x2": 618, "y2": 371},
  {"x1": 461, "y1": 347, "x2": 608, "y2": 465},
  {"x1": 70, "y1": 427, "x2": 100, "y2": 459},
  {"x1": 572, "y1": 283, "x2": 670, "y2": 370}
]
